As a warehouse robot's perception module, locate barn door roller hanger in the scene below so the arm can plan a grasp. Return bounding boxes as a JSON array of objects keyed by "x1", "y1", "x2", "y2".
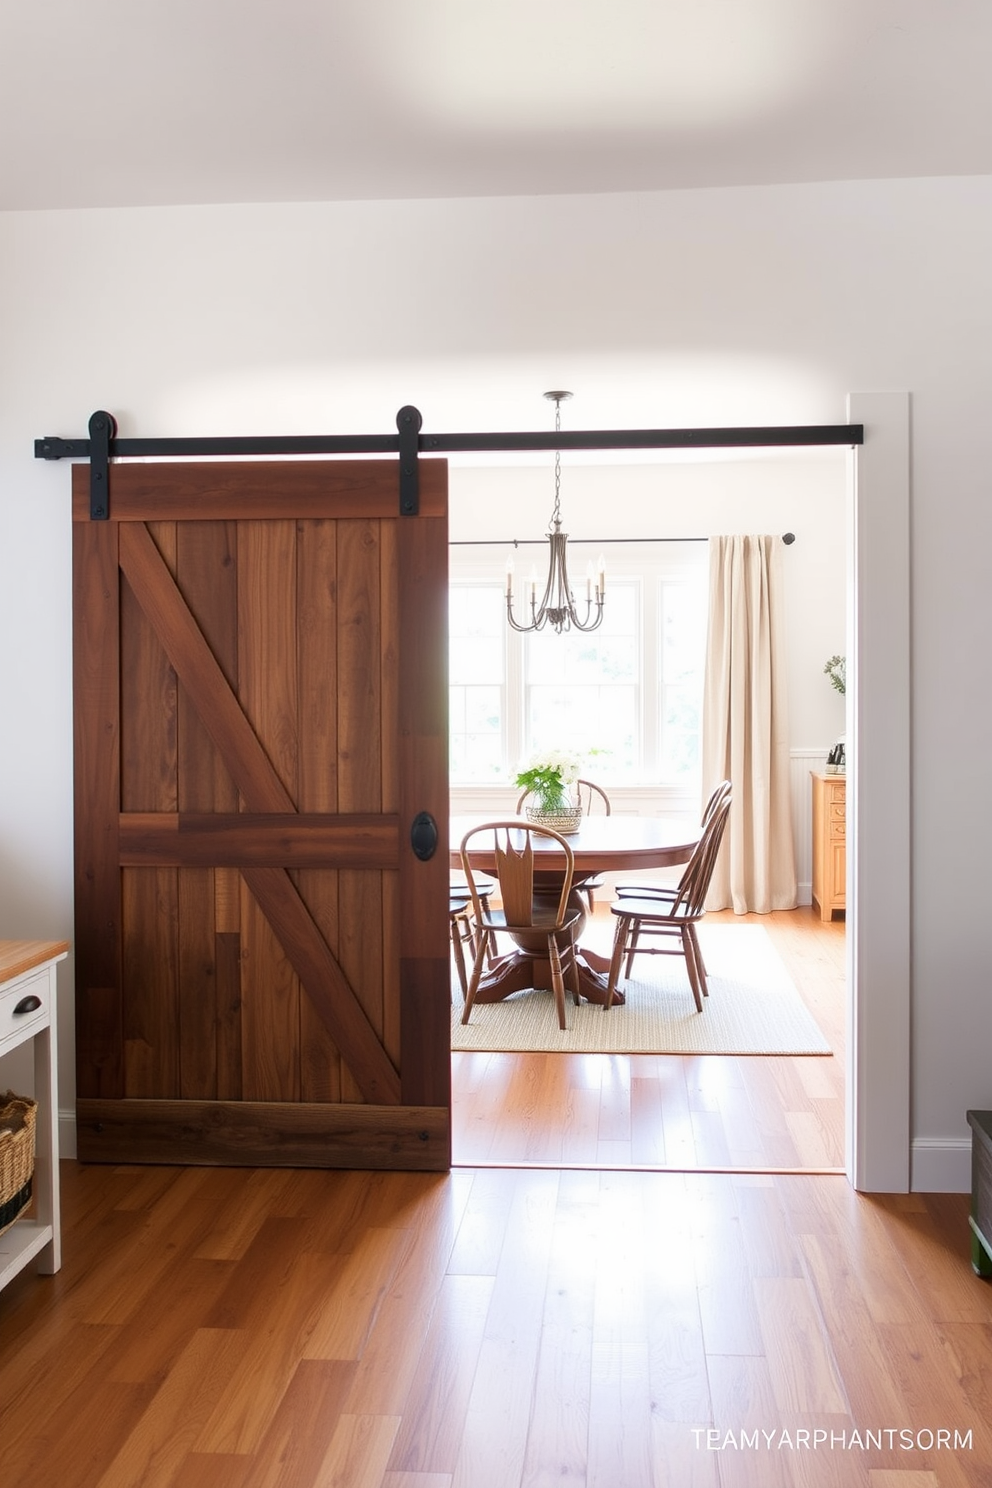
[{"x1": 34, "y1": 407, "x2": 864, "y2": 523}]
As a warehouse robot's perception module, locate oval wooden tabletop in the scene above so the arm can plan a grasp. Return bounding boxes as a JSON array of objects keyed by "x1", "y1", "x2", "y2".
[{"x1": 450, "y1": 814, "x2": 699, "y2": 873}]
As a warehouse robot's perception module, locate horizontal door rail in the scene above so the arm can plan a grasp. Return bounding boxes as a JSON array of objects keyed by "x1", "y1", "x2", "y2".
[
  {"x1": 35, "y1": 406, "x2": 865, "y2": 520},
  {"x1": 119, "y1": 813, "x2": 401, "y2": 869}
]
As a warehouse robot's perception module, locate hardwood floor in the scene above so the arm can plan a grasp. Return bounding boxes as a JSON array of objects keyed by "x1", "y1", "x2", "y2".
[
  {"x1": 11, "y1": 904, "x2": 960, "y2": 1488},
  {"x1": 452, "y1": 905, "x2": 847, "y2": 1172},
  {"x1": 1, "y1": 1159, "x2": 989, "y2": 1487}
]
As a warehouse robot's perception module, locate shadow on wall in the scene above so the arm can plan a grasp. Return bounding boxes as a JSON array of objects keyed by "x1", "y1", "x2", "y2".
[{"x1": 0, "y1": 844, "x2": 72, "y2": 943}]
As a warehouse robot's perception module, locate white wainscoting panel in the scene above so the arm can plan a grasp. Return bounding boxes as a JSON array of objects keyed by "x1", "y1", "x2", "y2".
[{"x1": 789, "y1": 748, "x2": 831, "y2": 906}]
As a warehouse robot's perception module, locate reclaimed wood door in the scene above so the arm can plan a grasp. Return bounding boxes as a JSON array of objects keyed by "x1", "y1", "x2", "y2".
[{"x1": 71, "y1": 459, "x2": 450, "y2": 1169}]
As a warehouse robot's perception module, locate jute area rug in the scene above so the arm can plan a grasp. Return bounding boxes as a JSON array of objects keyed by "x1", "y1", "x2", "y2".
[{"x1": 451, "y1": 923, "x2": 831, "y2": 1056}]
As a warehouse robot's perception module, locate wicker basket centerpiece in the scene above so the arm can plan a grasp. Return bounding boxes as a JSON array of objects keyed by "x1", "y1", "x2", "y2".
[
  {"x1": 515, "y1": 750, "x2": 587, "y2": 837},
  {"x1": 0, "y1": 1092, "x2": 37, "y2": 1238},
  {"x1": 524, "y1": 803, "x2": 583, "y2": 835}
]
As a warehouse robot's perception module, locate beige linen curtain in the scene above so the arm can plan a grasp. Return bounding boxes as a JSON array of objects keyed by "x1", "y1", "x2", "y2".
[{"x1": 702, "y1": 535, "x2": 797, "y2": 913}]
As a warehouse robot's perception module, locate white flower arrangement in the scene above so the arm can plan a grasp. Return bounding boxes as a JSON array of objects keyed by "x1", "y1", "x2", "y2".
[{"x1": 514, "y1": 748, "x2": 585, "y2": 812}]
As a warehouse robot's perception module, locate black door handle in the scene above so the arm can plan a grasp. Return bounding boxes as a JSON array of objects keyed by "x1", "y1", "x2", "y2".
[
  {"x1": 13, "y1": 995, "x2": 42, "y2": 1015},
  {"x1": 410, "y1": 812, "x2": 438, "y2": 861}
]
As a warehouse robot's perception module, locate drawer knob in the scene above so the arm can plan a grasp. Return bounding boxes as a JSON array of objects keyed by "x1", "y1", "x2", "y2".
[{"x1": 13, "y1": 995, "x2": 42, "y2": 1015}]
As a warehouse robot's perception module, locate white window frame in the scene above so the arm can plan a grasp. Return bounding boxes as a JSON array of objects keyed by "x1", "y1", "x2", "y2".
[{"x1": 449, "y1": 540, "x2": 707, "y2": 816}]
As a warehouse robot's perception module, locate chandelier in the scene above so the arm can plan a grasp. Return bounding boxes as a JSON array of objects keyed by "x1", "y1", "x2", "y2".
[{"x1": 505, "y1": 391, "x2": 605, "y2": 634}]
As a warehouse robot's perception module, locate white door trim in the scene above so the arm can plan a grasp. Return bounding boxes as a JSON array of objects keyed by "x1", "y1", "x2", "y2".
[{"x1": 847, "y1": 390, "x2": 912, "y2": 1191}]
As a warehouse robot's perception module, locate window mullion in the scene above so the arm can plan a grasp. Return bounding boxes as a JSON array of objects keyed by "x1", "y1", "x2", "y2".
[
  {"x1": 506, "y1": 620, "x2": 525, "y2": 773},
  {"x1": 640, "y1": 578, "x2": 657, "y2": 780}
]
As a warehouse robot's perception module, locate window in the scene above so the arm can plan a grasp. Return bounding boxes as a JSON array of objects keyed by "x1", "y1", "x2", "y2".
[
  {"x1": 448, "y1": 583, "x2": 506, "y2": 781},
  {"x1": 449, "y1": 542, "x2": 706, "y2": 789},
  {"x1": 525, "y1": 582, "x2": 639, "y2": 774}
]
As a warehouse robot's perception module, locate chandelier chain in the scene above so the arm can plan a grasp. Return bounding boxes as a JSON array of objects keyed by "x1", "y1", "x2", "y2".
[
  {"x1": 551, "y1": 398, "x2": 562, "y2": 530},
  {"x1": 504, "y1": 390, "x2": 605, "y2": 634}
]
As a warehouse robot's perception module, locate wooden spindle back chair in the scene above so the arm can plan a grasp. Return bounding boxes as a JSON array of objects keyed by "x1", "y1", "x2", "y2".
[
  {"x1": 449, "y1": 871, "x2": 496, "y2": 1001},
  {"x1": 459, "y1": 820, "x2": 582, "y2": 1030},
  {"x1": 605, "y1": 789, "x2": 732, "y2": 1012}
]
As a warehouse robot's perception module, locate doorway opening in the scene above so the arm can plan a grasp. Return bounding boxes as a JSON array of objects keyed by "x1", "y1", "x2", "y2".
[{"x1": 448, "y1": 443, "x2": 852, "y2": 1176}]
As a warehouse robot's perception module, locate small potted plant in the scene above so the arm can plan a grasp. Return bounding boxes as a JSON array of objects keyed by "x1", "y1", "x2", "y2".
[
  {"x1": 515, "y1": 748, "x2": 585, "y2": 833},
  {"x1": 823, "y1": 655, "x2": 846, "y2": 695}
]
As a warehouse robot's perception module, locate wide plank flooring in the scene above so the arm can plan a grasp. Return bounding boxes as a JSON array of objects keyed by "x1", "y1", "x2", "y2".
[
  {"x1": 452, "y1": 905, "x2": 847, "y2": 1171},
  {"x1": 0, "y1": 1161, "x2": 988, "y2": 1487}
]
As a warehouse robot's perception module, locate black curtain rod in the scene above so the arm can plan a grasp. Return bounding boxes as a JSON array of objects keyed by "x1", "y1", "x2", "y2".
[
  {"x1": 452, "y1": 533, "x2": 796, "y2": 547},
  {"x1": 34, "y1": 407, "x2": 863, "y2": 521}
]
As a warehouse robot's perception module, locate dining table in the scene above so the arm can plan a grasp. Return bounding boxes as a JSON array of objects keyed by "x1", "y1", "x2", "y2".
[{"x1": 450, "y1": 812, "x2": 699, "y2": 1007}]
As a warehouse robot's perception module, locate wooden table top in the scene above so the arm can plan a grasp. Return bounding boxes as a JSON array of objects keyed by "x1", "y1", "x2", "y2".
[
  {"x1": 451, "y1": 814, "x2": 699, "y2": 874},
  {"x1": 0, "y1": 940, "x2": 70, "y2": 987}
]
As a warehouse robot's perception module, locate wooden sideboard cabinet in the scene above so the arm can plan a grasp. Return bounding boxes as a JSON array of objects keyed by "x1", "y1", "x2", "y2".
[
  {"x1": 811, "y1": 771, "x2": 846, "y2": 922},
  {"x1": 0, "y1": 940, "x2": 68, "y2": 1291}
]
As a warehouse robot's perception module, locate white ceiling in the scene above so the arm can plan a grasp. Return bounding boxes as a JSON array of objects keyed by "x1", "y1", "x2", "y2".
[{"x1": 3, "y1": 0, "x2": 991, "y2": 212}]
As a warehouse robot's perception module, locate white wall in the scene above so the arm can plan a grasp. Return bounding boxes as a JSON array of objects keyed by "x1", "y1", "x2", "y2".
[{"x1": 2, "y1": 175, "x2": 990, "y2": 1184}]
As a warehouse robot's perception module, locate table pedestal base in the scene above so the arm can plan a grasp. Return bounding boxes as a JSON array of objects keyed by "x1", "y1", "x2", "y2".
[{"x1": 463, "y1": 943, "x2": 625, "y2": 1009}]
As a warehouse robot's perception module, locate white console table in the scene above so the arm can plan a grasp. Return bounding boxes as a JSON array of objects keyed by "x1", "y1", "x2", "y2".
[{"x1": 0, "y1": 940, "x2": 68, "y2": 1291}]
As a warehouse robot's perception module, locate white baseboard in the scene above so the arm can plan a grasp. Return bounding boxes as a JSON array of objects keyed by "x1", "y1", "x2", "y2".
[
  {"x1": 59, "y1": 1108, "x2": 77, "y2": 1160},
  {"x1": 910, "y1": 1137, "x2": 971, "y2": 1193}
]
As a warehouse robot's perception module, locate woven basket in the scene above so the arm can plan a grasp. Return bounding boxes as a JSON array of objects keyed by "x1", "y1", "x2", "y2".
[
  {"x1": 0, "y1": 1092, "x2": 37, "y2": 1238},
  {"x1": 525, "y1": 804, "x2": 583, "y2": 835}
]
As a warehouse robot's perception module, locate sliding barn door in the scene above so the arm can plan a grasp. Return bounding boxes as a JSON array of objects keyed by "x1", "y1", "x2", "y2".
[{"x1": 71, "y1": 459, "x2": 450, "y2": 1169}]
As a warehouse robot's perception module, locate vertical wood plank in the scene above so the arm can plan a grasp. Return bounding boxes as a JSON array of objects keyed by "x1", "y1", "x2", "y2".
[
  {"x1": 238, "y1": 519, "x2": 299, "y2": 803},
  {"x1": 398, "y1": 508, "x2": 450, "y2": 1109},
  {"x1": 118, "y1": 523, "x2": 181, "y2": 1100},
  {"x1": 176, "y1": 519, "x2": 239, "y2": 811},
  {"x1": 121, "y1": 867, "x2": 179, "y2": 1098},
  {"x1": 178, "y1": 868, "x2": 218, "y2": 1099},
  {"x1": 380, "y1": 515, "x2": 400, "y2": 815},
  {"x1": 382, "y1": 870, "x2": 401, "y2": 1069},
  {"x1": 380, "y1": 520, "x2": 402, "y2": 1067},
  {"x1": 239, "y1": 879, "x2": 300, "y2": 1103},
  {"x1": 337, "y1": 872, "x2": 384, "y2": 1104},
  {"x1": 295, "y1": 870, "x2": 344, "y2": 1102},
  {"x1": 215, "y1": 929, "x2": 243, "y2": 1102},
  {"x1": 175, "y1": 521, "x2": 240, "y2": 1099},
  {"x1": 238, "y1": 521, "x2": 301, "y2": 1098},
  {"x1": 296, "y1": 517, "x2": 344, "y2": 1101},
  {"x1": 214, "y1": 878, "x2": 243, "y2": 1099},
  {"x1": 297, "y1": 516, "x2": 339, "y2": 813},
  {"x1": 337, "y1": 519, "x2": 385, "y2": 1101},
  {"x1": 337, "y1": 519, "x2": 382, "y2": 812},
  {"x1": 120, "y1": 551, "x2": 178, "y2": 815},
  {"x1": 214, "y1": 871, "x2": 241, "y2": 935},
  {"x1": 72, "y1": 515, "x2": 124, "y2": 1098}
]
